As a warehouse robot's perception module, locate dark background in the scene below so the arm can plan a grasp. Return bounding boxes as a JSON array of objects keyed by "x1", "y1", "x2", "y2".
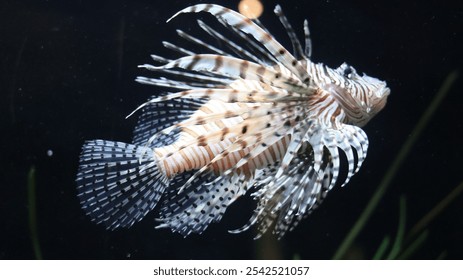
[{"x1": 1, "y1": 0, "x2": 462, "y2": 259}]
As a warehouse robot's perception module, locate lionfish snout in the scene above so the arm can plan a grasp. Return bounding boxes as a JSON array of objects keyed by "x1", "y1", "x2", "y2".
[
  {"x1": 361, "y1": 75, "x2": 390, "y2": 119},
  {"x1": 323, "y1": 66, "x2": 390, "y2": 127}
]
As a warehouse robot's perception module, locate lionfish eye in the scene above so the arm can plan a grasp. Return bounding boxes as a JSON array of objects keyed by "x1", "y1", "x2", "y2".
[{"x1": 343, "y1": 65, "x2": 353, "y2": 78}]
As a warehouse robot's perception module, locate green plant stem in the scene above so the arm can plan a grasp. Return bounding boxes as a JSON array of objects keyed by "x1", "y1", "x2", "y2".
[
  {"x1": 436, "y1": 251, "x2": 448, "y2": 260},
  {"x1": 373, "y1": 235, "x2": 390, "y2": 260},
  {"x1": 387, "y1": 195, "x2": 406, "y2": 259},
  {"x1": 397, "y1": 230, "x2": 428, "y2": 260},
  {"x1": 332, "y1": 71, "x2": 459, "y2": 259},
  {"x1": 407, "y1": 180, "x2": 463, "y2": 240},
  {"x1": 28, "y1": 166, "x2": 42, "y2": 260}
]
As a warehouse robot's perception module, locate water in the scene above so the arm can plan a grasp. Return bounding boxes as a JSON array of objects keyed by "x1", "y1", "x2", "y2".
[{"x1": 1, "y1": 0, "x2": 462, "y2": 259}]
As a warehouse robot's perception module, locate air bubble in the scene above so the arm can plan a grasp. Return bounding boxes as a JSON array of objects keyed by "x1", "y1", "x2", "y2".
[{"x1": 47, "y1": 149, "x2": 53, "y2": 157}]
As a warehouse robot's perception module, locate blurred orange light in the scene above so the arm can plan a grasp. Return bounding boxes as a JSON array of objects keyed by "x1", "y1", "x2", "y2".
[{"x1": 238, "y1": 0, "x2": 263, "y2": 19}]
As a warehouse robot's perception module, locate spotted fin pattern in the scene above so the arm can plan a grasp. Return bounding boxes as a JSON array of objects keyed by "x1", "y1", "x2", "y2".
[
  {"x1": 76, "y1": 140, "x2": 169, "y2": 229},
  {"x1": 157, "y1": 171, "x2": 248, "y2": 236}
]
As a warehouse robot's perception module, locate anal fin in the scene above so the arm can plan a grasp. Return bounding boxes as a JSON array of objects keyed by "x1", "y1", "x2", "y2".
[{"x1": 156, "y1": 172, "x2": 247, "y2": 236}]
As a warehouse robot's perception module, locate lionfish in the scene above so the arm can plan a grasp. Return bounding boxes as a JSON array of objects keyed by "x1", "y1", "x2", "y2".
[{"x1": 76, "y1": 4, "x2": 389, "y2": 238}]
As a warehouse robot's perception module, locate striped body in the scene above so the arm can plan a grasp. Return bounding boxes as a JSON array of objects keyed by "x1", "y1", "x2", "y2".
[
  {"x1": 155, "y1": 100, "x2": 291, "y2": 178},
  {"x1": 76, "y1": 4, "x2": 389, "y2": 238}
]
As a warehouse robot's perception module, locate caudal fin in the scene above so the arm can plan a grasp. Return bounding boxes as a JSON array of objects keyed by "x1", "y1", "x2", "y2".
[{"x1": 76, "y1": 140, "x2": 168, "y2": 230}]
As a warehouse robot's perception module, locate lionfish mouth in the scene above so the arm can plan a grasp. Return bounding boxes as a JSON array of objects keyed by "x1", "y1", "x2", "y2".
[{"x1": 380, "y1": 87, "x2": 391, "y2": 98}]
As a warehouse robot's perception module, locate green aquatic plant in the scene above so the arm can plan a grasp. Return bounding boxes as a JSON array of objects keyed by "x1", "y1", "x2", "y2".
[
  {"x1": 372, "y1": 179, "x2": 463, "y2": 260},
  {"x1": 372, "y1": 195, "x2": 407, "y2": 260},
  {"x1": 407, "y1": 180, "x2": 463, "y2": 240},
  {"x1": 333, "y1": 70, "x2": 459, "y2": 259},
  {"x1": 27, "y1": 166, "x2": 42, "y2": 260}
]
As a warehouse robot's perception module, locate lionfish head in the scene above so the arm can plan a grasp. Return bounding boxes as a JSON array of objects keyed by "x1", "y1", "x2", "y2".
[{"x1": 330, "y1": 62, "x2": 390, "y2": 127}]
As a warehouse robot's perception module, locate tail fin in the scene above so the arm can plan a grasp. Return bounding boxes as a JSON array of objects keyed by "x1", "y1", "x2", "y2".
[{"x1": 76, "y1": 140, "x2": 168, "y2": 230}]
